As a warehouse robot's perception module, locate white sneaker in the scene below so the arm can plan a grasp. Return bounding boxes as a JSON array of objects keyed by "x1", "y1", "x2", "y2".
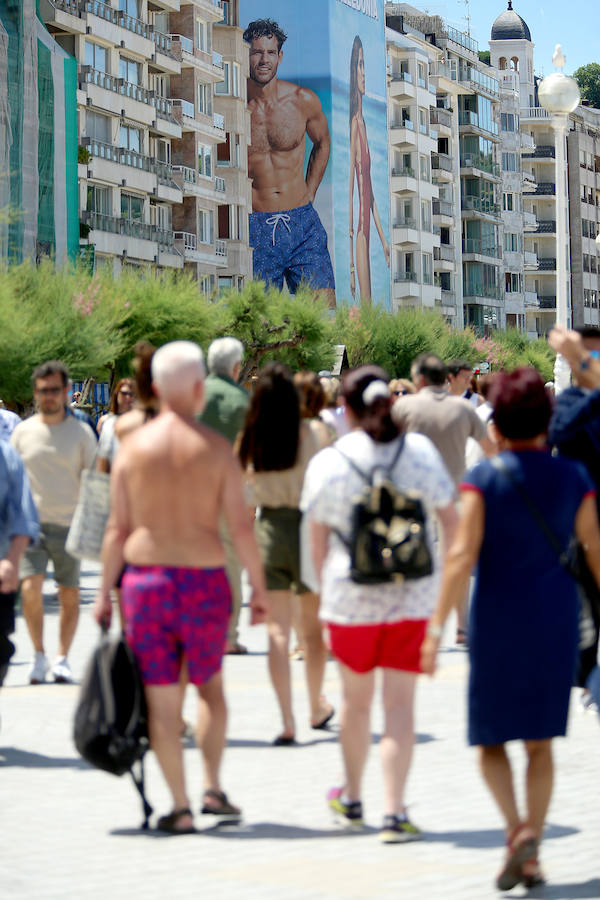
[
  {"x1": 29, "y1": 652, "x2": 50, "y2": 684},
  {"x1": 52, "y1": 656, "x2": 73, "y2": 684}
]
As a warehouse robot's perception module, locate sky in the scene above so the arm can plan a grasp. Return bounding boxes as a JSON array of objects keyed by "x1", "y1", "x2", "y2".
[{"x1": 416, "y1": 0, "x2": 597, "y2": 76}]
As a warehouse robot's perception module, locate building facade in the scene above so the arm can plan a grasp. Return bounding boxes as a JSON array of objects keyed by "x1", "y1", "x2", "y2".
[{"x1": 567, "y1": 106, "x2": 600, "y2": 329}]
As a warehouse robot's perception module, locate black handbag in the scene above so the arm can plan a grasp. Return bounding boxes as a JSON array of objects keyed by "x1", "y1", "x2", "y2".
[{"x1": 334, "y1": 438, "x2": 433, "y2": 585}]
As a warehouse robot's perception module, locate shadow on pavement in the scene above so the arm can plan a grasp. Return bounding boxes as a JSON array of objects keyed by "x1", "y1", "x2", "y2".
[
  {"x1": 110, "y1": 821, "x2": 378, "y2": 839},
  {"x1": 0, "y1": 747, "x2": 90, "y2": 769},
  {"x1": 225, "y1": 735, "x2": 339, "y2": 749},
  {"x1": 529, "y1": 880, "x2": 600, "y2": 899},
  {"x1": 425, "y1": 822, "x2": 578, "y2": 850}
]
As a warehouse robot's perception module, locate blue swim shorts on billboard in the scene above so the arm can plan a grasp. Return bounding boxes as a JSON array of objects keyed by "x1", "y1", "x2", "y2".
[{"x1": 249, "y1": 202, "x2": 336, "y2": 293}]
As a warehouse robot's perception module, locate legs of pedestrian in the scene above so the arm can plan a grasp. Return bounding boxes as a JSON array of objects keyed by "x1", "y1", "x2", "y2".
[
  {"x1": 21, "y1": 575, "x2": 45, "y2": 653},
  {"x1": 196, "y1": 670, "x2": 240, "y2": 817},
  {"x1": 0, "y1": 591, "x2": 17, "y2": 689},
  {"x1": 524, "y1": 739, "x2": 553, "y2": 839},
  {"x1": 221, "y1": 524, "x2": 245, "y2": 654},
  {"x1": 479, "y1": 744, "x2": 520, "y2": 834},
  {"x1": 266, "y1": 589, "x2": 295, "y2": 742},
  {"x1": 338, "y1": 663, "x2": 375, "y2": 802},
  {"x1": 380, "y1": 669, "x2": 417, "y2": 817},
  {"x1": 145, "y1": 682, "x2": 194, "y2": 831},
  {"x1": 299, "y1": 591, "x2": 332, "y2": 727},
  {"x1": 57, "y1": 585, "x2": 79, "y2": 657}
]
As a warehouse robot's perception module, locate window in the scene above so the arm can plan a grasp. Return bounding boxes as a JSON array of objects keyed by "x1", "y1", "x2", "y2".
[
  {"x1": 152, "y1": 11, "x2": 168, "y2": 33},
  {"x1": 421, "y1": 200, "x2": 431, "y2": 231},
  {"x1": 197, "y1": 82, "x2": 212, "y2": 115},
  {"x1": 215, "y1": 61, "x2": 241, "y2": 97},
  {"x1": 196, "y1": 19, "x2": 210, "y2": 52},
  {"x1": 417, "y1": 62, "x2": 427, "y2": 88},
  {"x1": 503, "y1": 193, "x2": 513, "y2": 214},
  {"x1": 198, "y1": 144, "x2": 212, "y2": 178},
  {"x1": 86, "y1": 111, "x2": 111, "y2": 143},
  {"x1": 219, "y1": 1, "x2": 233, "y2": 25},
  {"x1": 418, "y1": 108, "x2": 428, "y2": 135},
  {"x1": 151, "y1": 74, "x2": 169, "y2": 98},
  {"x1": 504, "y1": 232, "x2": 520, "y2": 252},
  {"x1": 198, "y1": 208, "x2": 213, "y2": 244},
  {"x1": 422, "y1": 253, "x2": 432, "y2": 284},
  {"x1": 583, "y1": 219, "x2": 589, "y2": 237},
  {"x1": 502, "y1": 152, "x2": 519, "y2": 172},
  {"x1": 419, "y1": 155, "x2": 429, "y2": 181},
  {"x1": 119, "y1": 57, "x2": 140, "y2": 85},
  {"x1": 505, "y1": 272, "x2": 522, "y2": 293},
  {"x1": 119, "y1": 0, "x2": 139, "y2": 15},
  {"x1": 85, "y1": 41, "x2": 107, "y2": 72},
  {"x1": 150, "y1": 203, "x2": 171, "y2": 231},
  {"x1": 501, "y1": 113, "x2": 518, "y2": 132},
  {"x1": 121, "y1": 192, "x2": 144, "y2": 221},
  {"x1": 87, "y1": 184, "x2": 111, "y2": 215},
  {"x1": 154, "y1": 138, "x2": 171, "y2": 163},
  {"x1": 119, "y1": 125, "x2": 141, "y2": 153}
]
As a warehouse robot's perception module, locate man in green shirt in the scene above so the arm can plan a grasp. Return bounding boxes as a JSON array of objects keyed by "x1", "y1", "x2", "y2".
[{"x1": 200, "y1": 338, "x2": 249, "y2": 653}]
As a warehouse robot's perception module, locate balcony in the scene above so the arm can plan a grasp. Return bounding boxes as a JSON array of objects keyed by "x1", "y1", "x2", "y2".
[
  {"x1": 523, "y1": 211, "x2": 537, "y2": 229},
  {"x1": 535, "y1": 220, "x2": 556, "y2": 234},
  {"x1": 537, "y1": 258, "x2": 557, "y2": 271},
  {"x1": 462, "y1": 238, "x2": 501, "y2": 258},
  {"x1": 522, "y1": 171, "x2": 537, "y2": 191},
  {"x1": 432, "y1": 153, "x2": 453, "y2": 179},
  {"x1": 174, "y1": 231, "x2": 228, "y2": 266},
  {"x1": 525, "y1": 291, "x2": 539, "y2": 307},
  {"x1": 522, "y1": 145, "x2": 555, "y2": 160},
  {"x1": 82, "y1": 137, "x2": 177, "y2": 186},
  {"x1": 521, "y1": 133, "x2": 535, "y2": 151},
  {"x1": 434, "y1": 244, "x2": 455, "y2": 262},
  {"x1": 390, "y1": 119, "x2": 416, "y2": 147},
  {"x1": 524, "y1": 250, "x2": 538, "y2": 269},
  {"x1": 389, "y1": 71, "x2": 416, "y2": 99},
  {"x1": 394, "y1": 271, "x2": 419, "y2": 282},
  {"x1": 539, "y1": 296, "x2": 557, "y2": 309},
  {"x1": 430, "y1": 108, "x2": 452, "y2": 131},
  {"x1": 172, "y1": 165, "x2": 224, "y2": 200},
  {"x1": 520, "y1": 106, "x2": 551, "y2": 121},
  {"x1": 463, "y1": 283, "x2": 503, "y2": 303},
  {"x1": 432, "y1": 199, "x2": 454, "y2": 219},
  {"x1": 170, "y1": 35, "x2": 224, "y2": 79},
  {"x1": 391, "y1": 167, "x2": 417, "y2": 193},
  {"x1": 393, "y1": 217, "x2": 419, "y2": 244},
  {"x1": 533, "y1": 183, "x2": 556, "y2": 195},
  {"x1": 460, "y1": 153, "x2": 501, "y2": 178},
  {"x1": 459, "y1": 111, "x2": 499, "y2": 137},
  {"x1": 461, "y1": 196, "x2": 500, "y2": 218},
  {"x1": 86, "y1": 212, "x2": 175, "y2": 248}
]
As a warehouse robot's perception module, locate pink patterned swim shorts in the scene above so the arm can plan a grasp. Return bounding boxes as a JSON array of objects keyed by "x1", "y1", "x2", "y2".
[{"x1": 122, "y1": 565, "x2": 231, "y2": 686}]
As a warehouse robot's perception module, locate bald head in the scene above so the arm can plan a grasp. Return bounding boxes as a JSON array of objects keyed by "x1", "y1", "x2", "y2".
[{"x1": 151, "y1": 341, "x2": 206, "y2": 407}]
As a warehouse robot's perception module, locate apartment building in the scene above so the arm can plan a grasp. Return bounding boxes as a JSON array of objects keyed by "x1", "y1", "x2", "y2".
[
  {"x1": 213, "y1": 0, "x2": 252, "y2": 291},
  {"x1": 567, "y1": 106, "x2": 600, "y2": 329},
  {"x1": 41, "y1": 0, "x2": 241, "y2": 292}
]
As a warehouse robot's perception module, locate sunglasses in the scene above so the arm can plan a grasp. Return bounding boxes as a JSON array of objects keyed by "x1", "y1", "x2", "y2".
[
  {"x1": 36, "y1": 386, "x2": 63, "y2": 395},
  {"x1": 119, "y1": 390, "x2": 134, "y2": 397}
]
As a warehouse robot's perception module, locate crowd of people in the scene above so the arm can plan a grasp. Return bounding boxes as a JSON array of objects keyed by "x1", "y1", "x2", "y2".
[{"x1": 2, "y1": 324, "x2": 600, "y2": 891}]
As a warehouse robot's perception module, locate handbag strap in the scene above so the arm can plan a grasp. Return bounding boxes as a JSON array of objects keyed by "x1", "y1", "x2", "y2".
[
  {"x1": 334, "y1": 434, "x2": 405, "y2": 485},
  {"x1": 490, "y1": 455, "x2": 572, "y2": 571}
]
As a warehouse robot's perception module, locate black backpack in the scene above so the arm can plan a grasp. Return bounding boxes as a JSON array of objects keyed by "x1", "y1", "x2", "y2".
[
  {"x1": 335, "y1": 437, "x2": 433, "y2": 585},
  {"x1": 74, "y1": 632, "x2": 153, "y2": 828}
]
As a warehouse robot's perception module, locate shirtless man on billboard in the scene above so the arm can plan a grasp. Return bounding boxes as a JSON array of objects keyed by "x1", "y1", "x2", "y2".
[{"x1": 244, "y1": 18, "x2": 336, "y2": 307}]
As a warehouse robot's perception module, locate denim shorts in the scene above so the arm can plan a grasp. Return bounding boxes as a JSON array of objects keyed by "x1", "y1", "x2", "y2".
[{"x1": 20, "y1": 522, "x2": 80, "y2": 587}]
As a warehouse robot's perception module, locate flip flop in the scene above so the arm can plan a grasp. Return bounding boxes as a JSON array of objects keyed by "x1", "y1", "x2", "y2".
[
  {"x1": 156, "y1": 807, "x2": 196, "y2": 835},
  {"x1": 272, "y1": 734, "x2": 296, "y2": 746},
  {"x1": 201, "y1": 789, "x2": 241, "y2": 818},
  {"x1": 311, "y1": 707, "x2": 335, "y2": 730}
]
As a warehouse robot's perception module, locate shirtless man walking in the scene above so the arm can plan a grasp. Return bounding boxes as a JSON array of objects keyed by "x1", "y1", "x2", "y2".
[
  {"x1": 94, "y1": 341, "x2": 268, "y2": 834},
  {"x1": 244, "y1": 18, "x2": 336, "y2": 306}
]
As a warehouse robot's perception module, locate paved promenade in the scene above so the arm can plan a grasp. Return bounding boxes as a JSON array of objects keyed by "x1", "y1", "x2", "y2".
[{"x1": 1, "y1": 563, "x2": 600, "y2": 900}]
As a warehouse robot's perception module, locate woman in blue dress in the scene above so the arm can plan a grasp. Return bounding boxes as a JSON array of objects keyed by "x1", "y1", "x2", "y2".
[{"x1": 421, "y1": 368, "x2": 600, "y2": 891}]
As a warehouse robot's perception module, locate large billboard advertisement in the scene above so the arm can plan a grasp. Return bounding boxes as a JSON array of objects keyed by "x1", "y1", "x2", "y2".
[{"x1": 240, "y1": 0, "x2": 390, "y2": 308}]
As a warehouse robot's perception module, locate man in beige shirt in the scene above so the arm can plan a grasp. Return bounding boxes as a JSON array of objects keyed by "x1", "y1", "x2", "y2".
[
  {"x1": 11, "y1": 360, "x2": 96, "y2": 684},
  {"x1": 94, "y1": 341, "x2": 268, "y2": 834}
]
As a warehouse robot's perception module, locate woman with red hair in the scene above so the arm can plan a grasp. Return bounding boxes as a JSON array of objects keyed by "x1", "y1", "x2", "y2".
[{"x1": 422, "y1": 368, "x2": 600, "y2": 890}]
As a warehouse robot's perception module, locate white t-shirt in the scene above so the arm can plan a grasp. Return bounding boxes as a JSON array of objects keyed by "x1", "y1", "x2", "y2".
[
  {"x1": 97, "y1": 413, "x2": 120, "y2": 466},
  {"x1": 11, "y1": 414, "x2": 97, "y2": 526},
  {"x1": 300, "y1": 430, "x2": 454, "y2": 625}
]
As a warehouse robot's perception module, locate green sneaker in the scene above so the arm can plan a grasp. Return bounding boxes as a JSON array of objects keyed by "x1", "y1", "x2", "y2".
[
  {"x1": 380, "y1": 814, "x2": 423, "y2": 843},
  {"x1": 327, "y1": 787, "x2": 364, "y2": 828}
]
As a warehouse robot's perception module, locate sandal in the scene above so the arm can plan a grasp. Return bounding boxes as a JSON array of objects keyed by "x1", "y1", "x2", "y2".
[
  {"x1": 201, "y1": 789, "x2": 241, "y2": 818},
  {"x1": 273, "y1": 733, "x2": 296, "y2": 746},
  {"x1": 311, "y1": 706, "x2": 335, "y2": 730},
  {"x1": 496, "y1": 825, "x2": 537, "y2": 891},
  {"x1": 522, "y1": 856, "x2": 545, "y2": 888},
  {"x1": 156, "y1": 807, "x2": 196, "y2": 834}
]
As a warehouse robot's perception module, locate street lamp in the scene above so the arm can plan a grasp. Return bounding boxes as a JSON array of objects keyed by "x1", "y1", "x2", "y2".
[{"x1": 538, "y1": 45, "x2": 580, "y2": 393}]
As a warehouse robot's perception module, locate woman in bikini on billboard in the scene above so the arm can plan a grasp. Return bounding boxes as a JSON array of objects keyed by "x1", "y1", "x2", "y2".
[{"x1": 349, "y1": 35, "x2": 390, "y2": 304}]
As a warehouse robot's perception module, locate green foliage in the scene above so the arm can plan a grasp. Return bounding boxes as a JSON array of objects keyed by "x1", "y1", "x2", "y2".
[
  {"x1": 573, "y1": 63, "x2": 600, "y2": 109},
  {"x1": 0, "y1": 261, "x2": 557, "y2": 407},
  {"x1": 478, "y1": 51, "x2": 491, "y2": 66}
]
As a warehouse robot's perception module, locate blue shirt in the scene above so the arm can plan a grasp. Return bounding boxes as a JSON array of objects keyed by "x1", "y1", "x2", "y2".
[{"x1": 0, "y1": 440, "x2": 40, "y2": 560}]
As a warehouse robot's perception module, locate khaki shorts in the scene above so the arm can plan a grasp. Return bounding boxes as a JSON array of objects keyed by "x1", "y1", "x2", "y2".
[
  {"x1": 255, "y1": 507, "x2": 310, "y2": 594},
  {"x1": 20, "y1": 522, "x2": 81, "y2": 588}
]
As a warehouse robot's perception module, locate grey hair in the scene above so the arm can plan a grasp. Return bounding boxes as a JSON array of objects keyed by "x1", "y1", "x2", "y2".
[
  {"x1": 151, "y1": 341, "x2": 206, "y2": 392},
  {"x1": 207, "y1": 337, "x2": 244, "y2": 377}
]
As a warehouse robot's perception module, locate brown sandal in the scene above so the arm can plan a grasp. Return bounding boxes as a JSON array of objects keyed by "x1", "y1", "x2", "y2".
[
  {"x1": 496, "y1": 825, "x2": 537, "y2": 891},
  {"x1": 201, "y1": 789, "x2": 241, "y2": 818},
  {"x1": 522, "y1": 856, "x2": 545, "y2": 888},
  {"x1": 156, "y1": 807, "x2": 196, "y2": 834}
]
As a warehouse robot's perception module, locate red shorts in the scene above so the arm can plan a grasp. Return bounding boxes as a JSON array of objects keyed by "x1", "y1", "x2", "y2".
[
  {"x1": 326, "y1": 620, "x2": 427, "y2": 674},
  {"x1": 122, "y1": 565, "x2": 231, "y2": 686}
]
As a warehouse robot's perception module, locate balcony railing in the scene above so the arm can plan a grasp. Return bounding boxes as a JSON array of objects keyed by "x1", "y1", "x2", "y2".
[
  {"x1": 212, "y1": 50, "x2": 223, "y2": 68},
  {"x1": 535, "y1": 220, "x2": 556, "y2": 233},
  {"x1": 153, "y1": 30, "x2": 174, "y2": 57},
  {"x1": 539, "y1": 296, "x2": 557, "y2": 309},
  {"x1": 434, "y1": 245, "x2": 454, "y2": 262},
  {"x1": 215, "y1": 176, "x2": 226, "y2": 193},
  {"x1": 463, "y1": 283, "x2": 503, "y2": 301},
  {"x1": 50, "y1": 0, "x2": 79, "y2": 12},
  {"x1": 394, "y1": 271, "x2": 418, "y2": 283},
  {"x1": 462, "y1": 238, "x2": 500, "y2": 257},
  {"x1": 153, "y1": 95, "x2": 175, "y2": 121},
  {"x1": 391, "y1": 119, "x2": 414, "y2": 131},
  {"x1": 391, "y1": 166, "x2": 415, "y2": 178},
  {"x1": 430, "y1": 108, "x2": 452, "y2": 129},
  {"x1": 538, "y1": 258, "x2": 557, "y2": 270},
  {"x1": 84, "y1": 1, "x2": 152, "y2": 39},
  {"x1": 174, "y1": 231, "x2": 197, "y2": 251},
  {"x1": 83, "y1": 138, "x2": 175, "y2": 182},
  {"x1": 87, "y1": 212, "x2": 174, "y2": 247},
  {"x1": 80, "y1": 68, "x2": 155, "y2": 107},
  {"x1": 170, "y1": 33, "x2": 194, "y2": 54},
  {"x1": 432, "y1": 153, "x2": 453, "y2": 173},
  {"x1": 522, "y1": 145, "x2": 555, "y2": 159},
  {"x1": 533, "y1": 183, "x2": 556, "y2": 195},
  {"x1": 461, "y1": 196, "x2": 500, "y2": 216},
  {"x1": 458, "y1": 111, "x2": 499, "y2": 136},
  {"x1": 172, "y1": 98, "x2": 195, "y2": 118},
  {"x1": 391, "y1": 70, "x2": 413, "y2": 83},
  {"x1": 394, "y1": 217, "x2": 417, "y2": 229},
  {"x1": 433, "y1": 199, "x2": 454, "y2": 217},
  {"x1": 216, "y1": 239, "x2": 227, "y2": 257},
  {"x1": 213, "y1": 112, "x2": 225, "y2": 130},
  {"x1": 460, "y1": 153, "x2": 500, "y2": 177},
  {"x1": 520, "y1": 106, "x2": 550, "y2": 119}
]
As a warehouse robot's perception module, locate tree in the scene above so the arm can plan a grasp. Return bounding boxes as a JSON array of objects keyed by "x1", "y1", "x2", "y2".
[{"x1": 573, "y1": 63, "x2": 600, "y2": 109}]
